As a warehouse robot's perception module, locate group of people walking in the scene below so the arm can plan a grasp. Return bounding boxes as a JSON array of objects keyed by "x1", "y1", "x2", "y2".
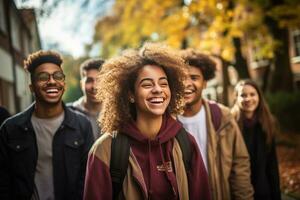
[{"x1": 0, "y1": 42, "x2": 281, "y2": 200}]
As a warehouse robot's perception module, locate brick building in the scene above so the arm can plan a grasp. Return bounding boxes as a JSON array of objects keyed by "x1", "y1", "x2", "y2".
[{"x1": 0, "y1": 0, "x2": 41, "y2": 114}]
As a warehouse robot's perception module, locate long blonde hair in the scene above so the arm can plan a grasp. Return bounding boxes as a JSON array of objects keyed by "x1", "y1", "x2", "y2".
[{"x1": 232, "y1": 79, "x2": 277, "y2": 144}]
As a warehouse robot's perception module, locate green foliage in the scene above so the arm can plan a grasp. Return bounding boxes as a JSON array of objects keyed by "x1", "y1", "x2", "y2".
[
  {"x1": 63, "y1": 83, "x2": 82, "y2": 103},
  {"x1": 61, "y1": 55, "x2": 88, "y2": 104},
  {"x1": 266, "y1": 91, "x2": 300, "y2": 132}
]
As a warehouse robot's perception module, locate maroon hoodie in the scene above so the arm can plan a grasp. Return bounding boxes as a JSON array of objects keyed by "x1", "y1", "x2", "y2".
[{"x1": 84, "y1": 114, "x2": 211, "y2": 199}]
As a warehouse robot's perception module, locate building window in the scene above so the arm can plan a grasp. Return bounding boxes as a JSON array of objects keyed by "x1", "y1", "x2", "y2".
[
  {"x1": 292, "y1": 29, "x2": 300, "y2": 58},
  {"x1": 0, "y1": 0, "x2": 6, "y2": 33}
]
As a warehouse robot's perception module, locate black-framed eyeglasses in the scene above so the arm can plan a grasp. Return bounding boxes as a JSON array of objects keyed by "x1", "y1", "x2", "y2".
[{"x1": 34, "y1": 71, "x2": 65, "y2": 82}]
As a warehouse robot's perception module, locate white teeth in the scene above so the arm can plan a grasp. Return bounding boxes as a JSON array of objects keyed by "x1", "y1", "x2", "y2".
[
  {"x1": 184, "y1": 90, "x2": 193, "y2": 94},
  {"x1": 46, "y1": 88, "x2": 59, "y2": 93},
  {"x1": 149, "y1": 97, "x2": 164, "y2": 103}
]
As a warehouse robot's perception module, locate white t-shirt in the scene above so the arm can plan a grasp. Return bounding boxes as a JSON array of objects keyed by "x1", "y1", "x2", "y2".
[
  {"x1": 177, "y1": 106, "x2": 208, "y2": 171},
  {"x1": 31, "y1": 112, "x2": 65, "y2": 200}
]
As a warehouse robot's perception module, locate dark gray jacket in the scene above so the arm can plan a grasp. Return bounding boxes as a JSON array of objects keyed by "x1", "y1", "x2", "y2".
[{"x1": 0, "y1": 103, "x2": 94, "y2": 200}]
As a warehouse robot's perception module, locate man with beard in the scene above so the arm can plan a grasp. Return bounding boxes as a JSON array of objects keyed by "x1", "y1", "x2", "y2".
[
  {"x1": 177, "y1": 49, "x2": 253, "y2": 200},
  {"x1": 68, "y1": 58, "x2": 104, "y2": 140},
  {"x1": 0, "y1": 50, "x2": 94, "y2": 200}
]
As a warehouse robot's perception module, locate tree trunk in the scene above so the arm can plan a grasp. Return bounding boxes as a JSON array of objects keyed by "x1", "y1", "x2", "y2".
[
  {"x1": 222, "y1": 58, "x2": 230, "y2": 106},
  {"x1": 233, "y1": 37, "x2": 250, "y2": 79},
  {"x1": 264, "y1": 0, "x2": 294, "y2": 92},
  {"x1": 181, "y1": 38, "x2": 188, "y2": 49},
  {"x1": 262, "y1": 64, "x2": 271, "y2": 92}
]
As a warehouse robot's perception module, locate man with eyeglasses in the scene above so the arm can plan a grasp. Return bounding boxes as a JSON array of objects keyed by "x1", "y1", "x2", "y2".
[
  {"x1": 68, "y1": 58, "x2": 104, "y2": 140},
  {"x1": 0, "y1": 50, "x2": 94, "y2": 200}
]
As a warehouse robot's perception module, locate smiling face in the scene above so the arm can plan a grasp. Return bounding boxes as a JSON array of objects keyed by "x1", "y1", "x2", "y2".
[
  {"x1": 184, "y1": 65, "x2": 207, "y2": 108},
  {"x1": 132, "y1": 64, "x2": 171, "y2": 119},
  {"x1": 81, "y1": 69, "x2": 99, "y2": 103},
  {"x1": 236, "y1": 84, "x2": 260, "y2": 118},
  {"x1": 30, "y1": 63, "x2": 65, "y2": 105}
]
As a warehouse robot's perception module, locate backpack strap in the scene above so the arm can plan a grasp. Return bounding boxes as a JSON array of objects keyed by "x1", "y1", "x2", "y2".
[
  {"x1": 175, "y1": 128, "x2": 192, "y2": 172},
  {"x1": 208, "y1": 101, "x2": 222, "y2": 131},
  {"x1": 110, "y1": 128, "x2": 192, "y2": 198},
  {"x1": 110, "y1": 133, "x2": 130, "y2": 200}
]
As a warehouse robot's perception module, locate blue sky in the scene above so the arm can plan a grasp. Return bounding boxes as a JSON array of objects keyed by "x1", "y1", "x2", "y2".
[{"x1": 16, "y1": 0, "x2": 113, "y2": 57}]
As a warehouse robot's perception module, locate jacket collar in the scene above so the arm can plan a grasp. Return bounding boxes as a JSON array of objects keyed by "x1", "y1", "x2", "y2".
[{"x1": 16, "y1": 102, "x2": 76, "y2": 130}]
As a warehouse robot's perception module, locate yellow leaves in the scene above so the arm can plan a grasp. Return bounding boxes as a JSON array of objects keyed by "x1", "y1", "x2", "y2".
[
  {"x1": 189, "y1": 0, "x2": 219, "y2": 17},
  {"x1": 161, "y1": 11, "x2": 189, "y2": 33},
  {"x1": 221, "y1": 42, "x2": 235, "y2": 61},
  {"x1": 94, "y1": 0, "x2": 191, "y2": 56},
  {"x1": 195, "y1": 30, "x2": 234, "y2": 61},
  {"x1": 92, "y1": 0, "x2": 298, "y2": 62},
  {"x1": 252, "y1": 35, "x2": 276, "y2": 60},
  {"x1": 232, "y1": 2, "x2": 264, "y2": 32}
]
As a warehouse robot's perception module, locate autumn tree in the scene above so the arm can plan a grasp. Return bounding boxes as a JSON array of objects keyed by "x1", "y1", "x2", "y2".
[
  {"x1": 93, "y1": 0, "x2": 261, "y2": 74},
  {"x1": 263, "y1": 0, "x2": 299, "y2": 92},
  {"x1": 93, "y1": 0, "x2": 298, "y2": 93}
]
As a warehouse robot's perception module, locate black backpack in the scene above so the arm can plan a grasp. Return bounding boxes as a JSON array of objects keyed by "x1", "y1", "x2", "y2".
[{"x1": 110, "y1": 102, "x2": 221, "y2": 199}]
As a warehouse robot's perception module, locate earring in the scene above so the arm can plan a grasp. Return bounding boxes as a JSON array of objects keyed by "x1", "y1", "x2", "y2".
[{"x1": 129, "y1": 98, "x2": 135, "y2": 103}]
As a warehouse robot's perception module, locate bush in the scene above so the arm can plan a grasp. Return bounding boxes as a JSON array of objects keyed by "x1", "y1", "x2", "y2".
[{"x1": 266, "y1": 91, "x2": 300, "y2": 132}]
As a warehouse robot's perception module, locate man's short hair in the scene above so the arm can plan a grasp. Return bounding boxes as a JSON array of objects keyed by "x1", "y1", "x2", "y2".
[
  {"x1": 181, "y1": 49, "x2": 216, "y2": 81},
  {"x1": 24, "y1": 50, "x2": 63, "y2": 81},
  {"x1": 80, "y1": 58, "x2": 104, "y2": 78}
]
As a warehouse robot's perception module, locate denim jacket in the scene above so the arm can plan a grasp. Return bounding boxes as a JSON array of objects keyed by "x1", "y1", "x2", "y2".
[{"x1": 0, "y1": 103, "x2": 94, "y2": 200}]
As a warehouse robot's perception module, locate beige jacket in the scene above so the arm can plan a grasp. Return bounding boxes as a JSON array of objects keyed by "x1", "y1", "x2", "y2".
[{"x1": 203, "y1": 100, "x2": 254, "y2": 200}]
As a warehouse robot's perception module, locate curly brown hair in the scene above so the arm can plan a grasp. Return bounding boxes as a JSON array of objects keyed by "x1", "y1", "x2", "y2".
[
  {"x1": 180, "y1": 48, "x2": 216, "y2": 81},
  {"x1": 24, "y1": 50, "x2": 63, "y2": 81},
  {"x1": 97, "y1": 43, "x2": 188, "y2": 133}
]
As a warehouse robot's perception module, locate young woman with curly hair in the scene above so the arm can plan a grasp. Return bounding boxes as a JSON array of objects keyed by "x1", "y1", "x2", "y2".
[
  {"x1": 84, "y1": 43, "x2": 211, "y2": 200},
  {"x1": 231, "y1": 79, "x2": 281, "y2": 200}
]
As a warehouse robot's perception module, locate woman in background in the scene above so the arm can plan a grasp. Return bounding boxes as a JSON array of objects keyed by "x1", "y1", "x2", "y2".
[{"x1": 231, "y1": 79, "x2": 281, "y2": 200}]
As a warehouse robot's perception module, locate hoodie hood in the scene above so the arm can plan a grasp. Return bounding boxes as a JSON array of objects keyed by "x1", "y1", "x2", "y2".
[
  {"x1": 120, "y1": 114, "x2": 182, "y2": 199},
  {"x1": 121, "y1": 114, "x2": 182, "y2": 144}
]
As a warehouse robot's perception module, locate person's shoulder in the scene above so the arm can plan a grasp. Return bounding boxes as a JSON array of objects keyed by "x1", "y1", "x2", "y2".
[
  {"x1": 89, "y1": 133, "x2": 113, "y2": 163},
  {"x1": 1, "y1": 106, "x2": 32, "y2": 127},
  {"x1": 66, "y1": 98, "x2": 86, "y2": 114},
  {"x1": 93, "y1": 133, "x2": 112, "y2": 147},
  {"x1": 217, "y1": 103, "x2": 232, "y2": 116},
  {"x1": 208, "y1": 100, "x2": 232, "y2": 116},
  {"x1": 230, "y1": 105, "x2": 240, "y2": 121},
  {"x1": 204, "y1": 100, "x2": 237, "y2": 129},
  {"x1": 64, "y1": 107, "x2": 95, "y2": 141},
  {"x1": 66, "y1": 104, "x2": 86, "y2": 118},
  {"x1": 0, "y1": 106, "x2": 10, "y2": 116}
]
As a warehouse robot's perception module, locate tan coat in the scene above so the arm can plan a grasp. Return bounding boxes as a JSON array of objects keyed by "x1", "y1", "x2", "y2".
[{"x1": 203, "y1": 100, "x2": 254, "y2": 200}]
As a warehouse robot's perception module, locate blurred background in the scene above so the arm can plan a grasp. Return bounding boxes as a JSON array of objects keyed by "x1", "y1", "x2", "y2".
[{"x1": 0, "y1": 0, "x2": 300, "y2": 198}]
